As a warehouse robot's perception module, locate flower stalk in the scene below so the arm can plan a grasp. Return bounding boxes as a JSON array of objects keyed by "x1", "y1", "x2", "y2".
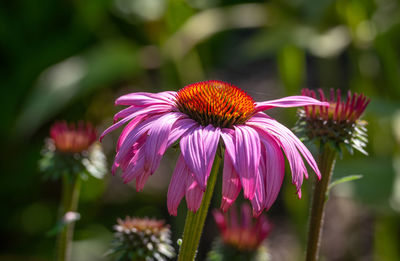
[
  {"x1": 178, "y1": 154, "x2": 222, "y2": 261},
  {"x1": 57, "y1": 174, "x2": 81, "y2": 261},
  {"x1": 305, "y1": 145, "x2": 337, "y2": 261}
]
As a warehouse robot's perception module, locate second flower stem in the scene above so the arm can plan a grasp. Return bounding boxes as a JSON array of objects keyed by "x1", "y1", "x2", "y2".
[
  {"x1": 305, "y1": 145, "x2": 337, "y2": 261},
  {"x1": 177, "y1": 154, "x2": 222, "y2": 261},
  {"x1": 57, "y1": 174, "x2": 81, "y2": 261}
]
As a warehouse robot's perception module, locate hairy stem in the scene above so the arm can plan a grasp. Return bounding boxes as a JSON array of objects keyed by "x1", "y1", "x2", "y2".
[
  {"x1": 305, "y1": 146, "x2": 337, "y2": 261},
  {"x1": 57, "y1": 175, "x2": 81, "y2": 261}
]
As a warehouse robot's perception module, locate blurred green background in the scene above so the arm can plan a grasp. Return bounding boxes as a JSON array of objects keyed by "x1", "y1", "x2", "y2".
[{"x1": 1, "y1": 0, "x2": 400, "y2": 260}]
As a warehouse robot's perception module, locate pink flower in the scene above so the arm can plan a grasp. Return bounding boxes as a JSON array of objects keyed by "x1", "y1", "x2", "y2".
[
  {"x1": 213, "y1": 203, "x2": 271, "y2": 251},
  {"x1": 101, "y1": 80, "x2": 329, "y2": 216}
]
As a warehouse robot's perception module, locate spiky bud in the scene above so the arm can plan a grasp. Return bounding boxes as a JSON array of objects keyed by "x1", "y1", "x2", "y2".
[
  {"x1": 109, "y1": 217, "x2": 175, "y2": 261},
  {"x1": 295, "y1": 89, "x2": 370, "y2": 155},
  {"x1": 39, "y1": 121, "x2": 107, "y2": 180}
]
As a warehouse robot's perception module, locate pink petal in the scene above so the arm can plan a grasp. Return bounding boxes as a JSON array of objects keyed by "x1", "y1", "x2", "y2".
[
  {"x1": 185, "y1": 174, "x2": 204, "y2": 212},
  {"x1": 118, "y1": 134, "x2": 147, "y2": 172},
  {"x1": 202, "y1": 125, "x2": 221, "y2": 183},
  {"x1": 116, "y1": 114, "x2": 146, "y2": 151},
  {"x1": 115, "y1": 91, "x2": 177, "y2": 106},
  {"x1": 113, "y1": 106, "x2": 139, "y2": 122},
  {"x1": 166, "y1": 117, "x2": 197, "y2": 148},
  {"x1": 115, "y1": 114, "x2": 164, "y2": 167},
  {"x1": 233, "y1": 125, "x2": 261, "y2": 200},
  {"x1": 221, "y1": 151, "x2": 242, "y2": 212},
  {"x1": 249, "y1": 112, "x2": 320, "y2": 179},
  {"x1": 135, "y1": 170, "x2": 152, "y2": 191},
  {"x1": 247, "y1": 114, "x2": 308, "y2": 193},
  {"x1": 100, "y1": 104, "x2": 172, "y2": 141},
  {"x1": 100, "y1": 112, "x2": 137, "y2": 142},
  {"x1": 250, "y1": 171, "x2": 265, "y2": 216},
  {"x1": 121, "y1": 147, "x2": 146, "y2": 183},
  {"x1": 144, "y1": 112, "x2": 182, "y2": 174},
  {"x1": 258, "y1": 131, "x2": 285, "y2": 210},
  {"x1": 167, "y1": 155, "x2": 188, "y2": 216},
  {"x1": 221, "y1": 129, "x2": 236, "y2": 165},
  {"x1": 255, "y1": 96, "x2": 329, "y2": 112},
  {"x1": 180, "y1": 125, "x2": 220, "y2": 190}
]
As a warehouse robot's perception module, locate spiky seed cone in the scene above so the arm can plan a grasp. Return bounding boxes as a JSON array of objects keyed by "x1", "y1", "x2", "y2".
[{"x1": 109, "y1": 217, "x2": 175, "y2": 261}]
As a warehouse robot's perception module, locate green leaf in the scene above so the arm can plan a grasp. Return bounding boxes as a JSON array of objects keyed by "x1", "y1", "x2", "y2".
[{"x1": 328, "y1": 174, "x2": 363, "y2": 192}]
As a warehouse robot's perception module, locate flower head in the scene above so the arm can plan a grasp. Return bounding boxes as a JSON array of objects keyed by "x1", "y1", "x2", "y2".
[
  {"x1": 296, "y1": 89, "x2": 370, "y2": 155},
  {"x1": 40, "y1": 121, "x2": 106, "y2": 180},
  {"x1": 101, "y1": 80, "x2": 328, "y2": 215},
  {"x1": 110, "y1": 216, "x2": 175, "y2": 261}
]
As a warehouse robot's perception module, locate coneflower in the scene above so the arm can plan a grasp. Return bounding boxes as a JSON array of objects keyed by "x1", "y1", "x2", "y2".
[
  {"x1": 101, "y1": 80, "x2": 328, "y2": 260},
  {"x1": 296, "y1": 88, "x2": 370, "y2": 155},
  {"x1": 40, "y1": 121, "x2": 106, "y2": 261},
  {"x1": 296, "y1": 89, "x2": 370, "y2": 261}
]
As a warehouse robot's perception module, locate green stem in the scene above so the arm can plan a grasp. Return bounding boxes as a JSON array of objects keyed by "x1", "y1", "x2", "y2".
[
  {"x1": 305, "y1": 145, "x2": 337, "y2": 261},
  {"x1": 177, "y1": 154, "x2": 222, "y2": 261},
  {"x1": 57, "y1": 175, "x2": 81, "y2": 261}
]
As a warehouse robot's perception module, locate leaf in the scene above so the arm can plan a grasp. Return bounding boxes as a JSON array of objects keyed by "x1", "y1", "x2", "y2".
[{"x1": 328, "y1": 174, "x2": 363, "y2": 193}]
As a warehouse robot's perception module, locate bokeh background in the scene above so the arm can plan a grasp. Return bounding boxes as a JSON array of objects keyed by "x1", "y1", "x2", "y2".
[{"x1": 1, "y1": 0, "x2": 400, "y2": 260}]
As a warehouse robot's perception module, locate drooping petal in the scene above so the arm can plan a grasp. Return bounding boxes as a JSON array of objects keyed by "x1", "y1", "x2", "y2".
[
  {"x1": 255, "y1": 96, "x2": 329, "y2": 112},
  {"x1": 100, "y1": 104, "x2": 172, "y2": 141},
  {"x1": 249, "y1": 112, "x2": 320, "y2": 179},
  {"x1": 115, "y1": 91, "x2": 177, "y2": 106},
  {"x1": 118, "y1": 133, "x2": 147, "y2": 173},
  {"x1": 202, "y1": 125, "x2": 221, "y2": 183},
  {"x1": 166, "y1": 117, "x2": 197, "y2": 148},
  {"x1": 113, "y1": 106, "x2": 139, "y2": 122},
  {"x1": 115, "y1": 114, "x2": 165, "y2": 167},
  {"x1": 279, "y1": 125, "x2": 321, "y2": 179},
  {"x1": 250, "y1": 170, "x2": 265, "y2": 216},
  {"x1": 136, "y1": 170, "x2": 152, "y2": 191},
  {"x1": 221, "y1": 151, "x2": 241, "y2": 212},
  {"x1": 180, "y1": 126, "x2": 204, "y2": 187},
  {"x1": 122, "y1": 148, "x2": 145, "y2": 184},
  {"x1": 167, "y1": 155, "x2": 188, "y2": 216},
  {"x1": 247, "y1": 114, "x2": 308, "y2": 194},
  {"x1": 116, "y1": 114, "x2": 146, "y2": 151},
  {"x1": 144, "y1": 112, "x2": 182, "y2": 174},
  {"x1": 185, "y1": 174, "x2": 204, "y2": 212},
  {"x1": 258, "y1": 130, "x2": 285, "y2": 210},
  {"x1": 221, "y1": 129, "x2": 236, "y2": 165},
  {"x1": 180, "y1": 125, "x2": 220, "y2": 190},
  {"x1": 233, "y1": 125, "x2": 261, "y2": 200}
]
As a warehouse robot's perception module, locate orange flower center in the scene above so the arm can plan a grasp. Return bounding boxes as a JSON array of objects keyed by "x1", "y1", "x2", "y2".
[{"x1": 176, "y1": 80, "x2": 255, "y2": 128}]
